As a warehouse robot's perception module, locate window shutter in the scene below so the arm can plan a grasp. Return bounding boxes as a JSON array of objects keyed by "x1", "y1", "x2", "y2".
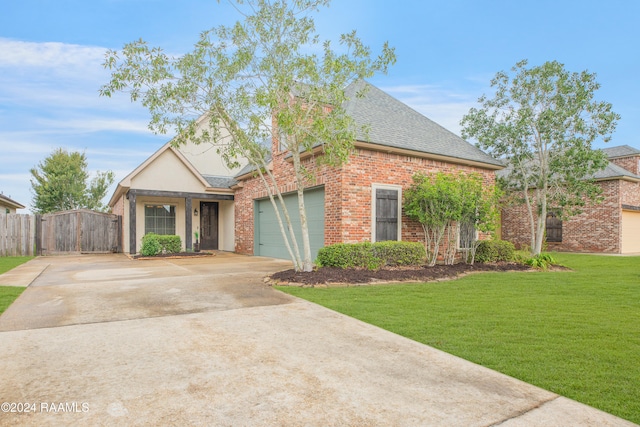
[{"x1": 375, "y1": 189, "x2": 398, "y2": 241}]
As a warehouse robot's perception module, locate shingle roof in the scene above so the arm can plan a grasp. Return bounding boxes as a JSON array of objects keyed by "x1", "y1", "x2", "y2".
[
  {"x1": 496, "y1": 159, "x2": 640, "y2": 182},
  {"x1": 235, "y1": 81, "x2": 502, "y2": 179},
  {"x1": 202, "y1": 175, "x2": 238, "y2": 189},
  {"x1": 602, "y1": 145, "x2": 640, "y2": 159},
  {"x1": 592, "y1": 162, "x2": 640, "y2": 180},
  {"x1": 343, "y1": 80, "x2": 503, "y2": 167},
  {"x1": 234, "y1": 153, "x2": 272, "y2": 178}
]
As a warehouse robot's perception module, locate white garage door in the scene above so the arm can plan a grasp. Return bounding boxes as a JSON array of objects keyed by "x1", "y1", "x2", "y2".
[{"x1": 621, "y1": 210, "x2": 640, "y2": 253}]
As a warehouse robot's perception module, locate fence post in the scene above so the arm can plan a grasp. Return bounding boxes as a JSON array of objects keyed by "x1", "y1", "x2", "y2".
[{"x1": 35, "y1": 214, "x2": 42, "y2": 256}]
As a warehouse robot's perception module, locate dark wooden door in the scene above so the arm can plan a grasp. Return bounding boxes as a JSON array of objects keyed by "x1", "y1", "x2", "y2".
[
  {"x1": 375, "y1": 189, "x2": 398, "y2": 241},
  {"x1": 200, "y1": 202, "x2": 219, "y2": 250}
]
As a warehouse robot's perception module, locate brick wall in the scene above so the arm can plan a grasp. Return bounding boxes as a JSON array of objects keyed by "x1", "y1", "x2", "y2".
[
  {"x1": 111, "y1": 194, "x2": 124, "y2": 216},
  {"x1": 620, "y1": 179, "x2": 640, "y2": 207},
  {"x1": 501, "y1": 180, "x2": 623, "y2": 253},
  {"x1": 234, "y1": 140, "x2": 497, "y2": 255},
  {"x1": 610, "y1": 155, "x2": 640, "y2": 175}
]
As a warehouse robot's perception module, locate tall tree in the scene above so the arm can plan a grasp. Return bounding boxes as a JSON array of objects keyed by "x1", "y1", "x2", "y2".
[
  {"x1": 30, "y1": 148, "x2": 115, "y2": 213},
  {"x1": 100, "y1": 0, "x2": 395, "y2": 271},
  {"x1": 460, "y1": 60, "x2": 619, "y2": 255}
]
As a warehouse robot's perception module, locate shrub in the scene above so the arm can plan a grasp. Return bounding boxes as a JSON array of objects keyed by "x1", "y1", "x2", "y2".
[
  {"x1": 524, "y1": 252, "x2": 557, "y2": 270},
  {"x1": 475, "y1": 240, "x2": 516, "y2": 263},
  {"x1": 140, "y1": 233, "x2": 182, "y2": 256},
  {"x1": 316, "y1": 242, "x2": 381, "y2": 269},
  {"x1": 316, "y1": 241, "x2": 426, "y2": 270},
  {"x1": 372, "y1": 241, "x2": 426, "y2": 266},
  {"x1": 157, "y1": 235, "x2": 182, "y2": 254},
  {"x1": 141, "y1": 233, "x2": 161, "y2": 256}
]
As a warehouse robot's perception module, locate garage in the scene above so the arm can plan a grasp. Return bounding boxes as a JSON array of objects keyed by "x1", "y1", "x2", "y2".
[
  {"x1": 255, "y1": 186, "x2": 325, "y2": 260},
  {"x1": 621, "y1": 209, "x2": 640, "y2": 253}
]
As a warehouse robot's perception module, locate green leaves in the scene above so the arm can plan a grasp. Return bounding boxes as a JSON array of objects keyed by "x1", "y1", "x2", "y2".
[
  {"x1": 100, "y1": 0, "x2": 395, "y2": 271},
  {"x1": 461, "y1": 60, "x2": 620, "y2": 254},
  {"x1": 30, "y1": 148, "x2": 115, "y2": 213},
  {"x1": 403, "y1": 172, "x2": 500, "y2": 265}
]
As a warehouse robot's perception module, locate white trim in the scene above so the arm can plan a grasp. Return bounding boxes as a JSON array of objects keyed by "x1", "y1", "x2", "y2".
[{"x1": 371, "y1": 184, "x2": 402, "y2": 242}]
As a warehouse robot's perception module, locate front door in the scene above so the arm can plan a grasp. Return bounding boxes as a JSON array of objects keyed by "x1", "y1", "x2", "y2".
[{"x1": 200, "y1": 202, "x2": 219, "y2": 250}]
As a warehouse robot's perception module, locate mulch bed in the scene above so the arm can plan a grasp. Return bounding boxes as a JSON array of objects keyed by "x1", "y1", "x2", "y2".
[{"x1": 270, "y1": 262, "x2": 533, "y2": 286}]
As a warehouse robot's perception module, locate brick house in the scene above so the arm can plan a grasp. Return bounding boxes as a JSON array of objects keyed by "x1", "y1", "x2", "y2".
[
  {"x1": 234, "y1": 81, "x2": 502, "y2": 259},
  {"x1": 109, "y1": 81, "x2": 503, "y2": 259},
  {"x1": 500, "y1": 145, "x2": 640, "y2": 254}
]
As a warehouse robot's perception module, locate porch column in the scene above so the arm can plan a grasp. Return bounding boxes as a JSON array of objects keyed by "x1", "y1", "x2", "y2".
[
  {"x1": 129, "y1": 191, "x2": 137, "y2": 254},
  {"x1": 185, "y1": 197, "x2": 193, "y2": 250}
]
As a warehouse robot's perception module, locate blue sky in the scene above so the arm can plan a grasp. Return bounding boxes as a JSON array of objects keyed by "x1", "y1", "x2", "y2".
[{"x1": 2, "y1": 0, "x2": 639, "y2": 212}]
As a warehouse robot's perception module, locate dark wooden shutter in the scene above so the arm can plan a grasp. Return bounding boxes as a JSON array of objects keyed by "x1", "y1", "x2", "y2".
[
  {"x1": 376, "y1": 189, "x2": 398, "y2": 241},
  {"x1": 546, "y1": 211, "x2": 562, "y2": 242}
]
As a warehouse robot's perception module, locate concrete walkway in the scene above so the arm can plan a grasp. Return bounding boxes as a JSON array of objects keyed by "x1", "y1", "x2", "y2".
[{"x1": 0, "y1": 254, "x2": 635, "y2": 426}]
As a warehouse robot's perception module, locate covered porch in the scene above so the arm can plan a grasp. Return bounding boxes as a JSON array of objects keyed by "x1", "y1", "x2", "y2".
[{"x1": 126, "y1": 189, "x2": 234, "y2": 254}]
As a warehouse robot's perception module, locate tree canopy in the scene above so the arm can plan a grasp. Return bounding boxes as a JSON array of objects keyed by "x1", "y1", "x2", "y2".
[
  {"x1": 100, "y1": 0, "x2": 395, "y2": 271},
  {"x1": 460, "y1": 60, "x2": 619, "y2": 254},
  {"x1": 30, "y1": 148, "x2": 115, "y2": 214},
  {"x1": 403, "y1": 172, "x2": 499, "y2": 266}
]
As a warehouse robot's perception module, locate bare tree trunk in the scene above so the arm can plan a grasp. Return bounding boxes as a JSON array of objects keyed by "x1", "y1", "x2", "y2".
[
  {"x1": 533, "y1": 190, "x2": 547, "y2": 255},
  {"x1": 254, "y1": 163, "x2": 303, "y2": 271},
  {"x1": 291, "y1": 150, "x2": 313, "y2": 272},
  {"x1": 521, "y1": 186, "x2": 536, "y2": 254},
  {"x1": 425, "y1": 225, "x2": 446, "y2": 267},
  {"x1": 443, "y1": 222, "x2": 458, "y2": 265}
]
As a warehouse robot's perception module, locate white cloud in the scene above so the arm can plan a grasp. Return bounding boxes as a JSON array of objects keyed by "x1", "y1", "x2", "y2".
[{"x1": 0, "y1": 38, "x2": 106, "y2": 75}]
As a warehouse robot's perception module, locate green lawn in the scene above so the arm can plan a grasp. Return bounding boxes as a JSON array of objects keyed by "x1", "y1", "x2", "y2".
[
  {"x1": 0, "y1": 256, "x2": 32, "y2": 315},
  {"x1": 277, "y1": 253, "x2": 640, "y2": 424}
]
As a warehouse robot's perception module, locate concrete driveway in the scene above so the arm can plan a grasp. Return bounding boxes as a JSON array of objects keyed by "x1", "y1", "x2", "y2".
[{"x1": 0, "y1": 254, "x2": 635, "y2": 426}]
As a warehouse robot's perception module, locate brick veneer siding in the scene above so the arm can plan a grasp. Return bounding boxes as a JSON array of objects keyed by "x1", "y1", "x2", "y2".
[
  {"x1": 501, "y1": 180, "x2": 623, "y2": 253},
  {"x1": 234, "y1": 144, "x2": 497, "y2": 255},
  {"x1": 620, "y1": 179, "x2": 640, "y2": 207},
  {"x1": 610, "y1": 155, "x2": 640, "y2": 175},
  {"x1": 111, "y1": 194, "x2": 125, "y2": 216}
]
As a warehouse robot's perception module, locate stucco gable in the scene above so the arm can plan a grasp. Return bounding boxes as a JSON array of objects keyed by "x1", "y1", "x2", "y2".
[{"x1": 130, "y1": 148, "x2": 210, "y2": 193}]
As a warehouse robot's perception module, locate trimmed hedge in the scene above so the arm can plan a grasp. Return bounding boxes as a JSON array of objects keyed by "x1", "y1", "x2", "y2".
[
  {"x1": 475, "y1": 240, "x2": 515, "y2": 263},
  {"x1": 141, "y1": 233, "x2": 182, "y2": 256},
  {"x1": 316, "y1": 241, "x2": 426, "y2": 270}
]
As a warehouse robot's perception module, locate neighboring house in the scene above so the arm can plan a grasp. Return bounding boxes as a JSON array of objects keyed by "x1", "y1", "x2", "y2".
[
  {"x1": 500, "y1": 145, "x2": 640, "y2": 254},
  {"x1": 110, "y1": 81, "x2": 503, "y2": 258},
  {"x1": 0, "y1": 193, "x2": 25, "y2": 214}
]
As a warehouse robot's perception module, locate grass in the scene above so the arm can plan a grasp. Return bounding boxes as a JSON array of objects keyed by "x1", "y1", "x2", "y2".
[
  {"x1": 0, "y1": 256, "x2": 32, "y2": 315},
  {"x1": 277, "y1": 253, "x2": 640, "y2": 424}
]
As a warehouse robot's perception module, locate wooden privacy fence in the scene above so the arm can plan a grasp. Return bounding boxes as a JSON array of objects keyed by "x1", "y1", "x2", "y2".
[
  {"x1": 0, "y1": 214, "x2": 36, "y2": 256},
  {"x1": 37, "y1": 210, "x2": 122, "y2": 255}
]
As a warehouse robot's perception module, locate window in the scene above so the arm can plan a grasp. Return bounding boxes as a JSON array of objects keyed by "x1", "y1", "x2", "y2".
[
  {"x1": 546, "y1": 211, "x2": 562, "y2": 242},
  {"x1": 145, "y1": 204, "x2": 176, "y2": 235},
  {"x1": 372, "y1": 186, "x2": 401, "y2": 242},
  {"x1": 458, "y1": 221, "x2": 476, "y2": 250}
]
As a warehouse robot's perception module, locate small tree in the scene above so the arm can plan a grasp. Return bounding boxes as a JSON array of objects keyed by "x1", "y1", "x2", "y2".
[
  {"x1": 30, "y1": 148, "x2": 115, "y2": 214},
  {"x1": 404, "y1": 172, "x2": 499, "y2": 266},
  {"x1": 461, "y1": 60, "x2": 619, "y2": 255},
  {"x1": 100, "y1": 0, "x2": 395, "y2": 272},
  {"x1": 457, "y1": 174, "x2": 501, "y2": 264}
]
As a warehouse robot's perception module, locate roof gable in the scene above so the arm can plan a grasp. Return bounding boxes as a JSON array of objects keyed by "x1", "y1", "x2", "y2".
[{"x1": 343, "y1": 80, "x2": 502, "y2": 167}]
